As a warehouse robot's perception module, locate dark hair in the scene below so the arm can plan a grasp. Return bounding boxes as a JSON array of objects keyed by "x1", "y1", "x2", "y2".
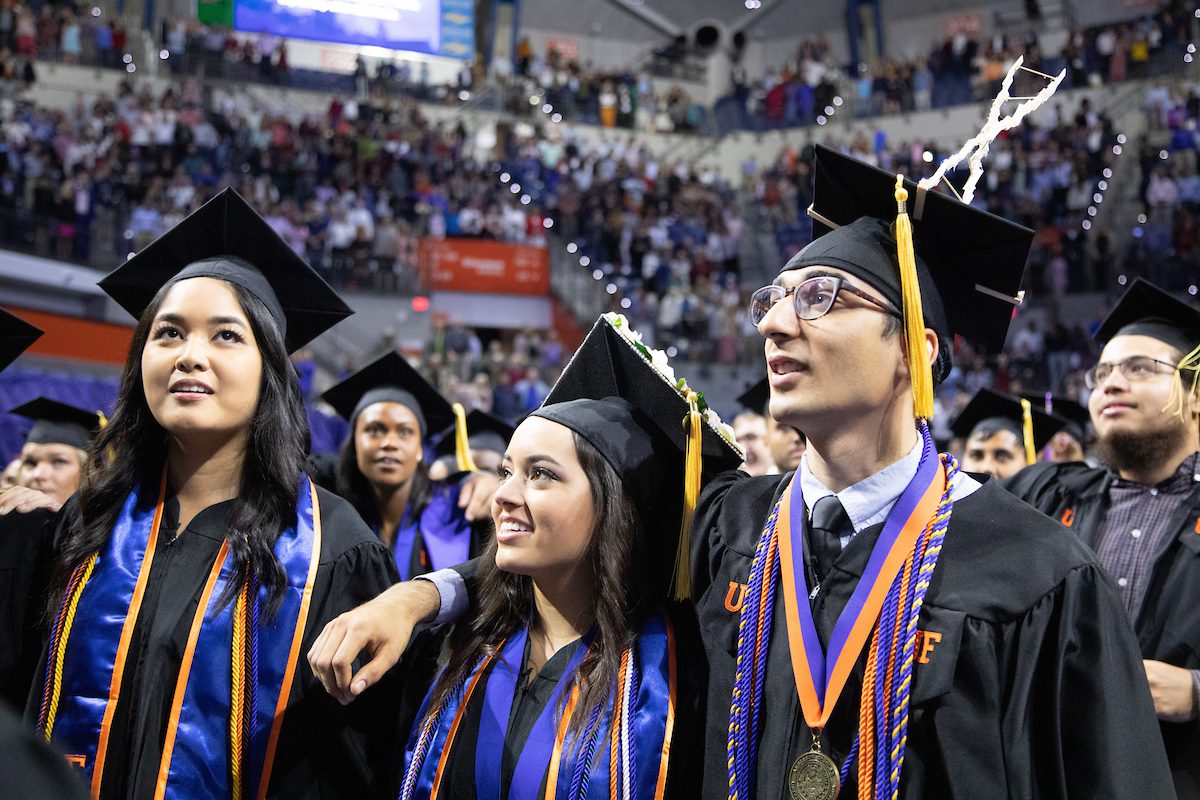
[
  {"x1": 334, "y1": 411, "x2": 433, "y2": 528},
  {"x1": 53, "y1": 280, "x2": 310, "y2": 617},
  {"x1": 426, "y1": 431, "x2": 649, "y2": 735}
]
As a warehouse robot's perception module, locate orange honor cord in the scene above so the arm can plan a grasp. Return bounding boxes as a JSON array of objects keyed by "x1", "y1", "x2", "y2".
[
  {"x1": 543, "y1": 686, "x2": 581, "y2": 800},
  {"x1": 255, "y1": 481, "x2": 323, "y2": 800},
  {"x1": 652, "y1": 620, "x2": 678, "y2": 800},
  {"x1": 153, "y1": 539, "x2": 231, "y2": 800},
  {"x1": 90, "y1": 469, "x2": 169, "y2": 800},
  {"x1": 431, "y1": 646, "x2": 503, "y2": 798},
  {"x1": 777, "y1": 472, "x2": 944, "y2": 731}
]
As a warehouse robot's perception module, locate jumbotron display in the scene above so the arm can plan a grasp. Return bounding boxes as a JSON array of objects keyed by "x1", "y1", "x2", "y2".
[{"x1": 234, "y1": 0, "x2": 473, "y2": 57}]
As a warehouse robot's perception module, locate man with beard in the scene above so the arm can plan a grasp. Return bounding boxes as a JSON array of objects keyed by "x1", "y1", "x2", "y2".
[{"x1": 1007, "y1": 277, "x2": 1200, "y2": 798}]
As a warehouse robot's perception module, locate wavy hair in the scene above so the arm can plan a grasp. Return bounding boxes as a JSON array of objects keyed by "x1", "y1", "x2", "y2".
[{"x1": 52, "y1": 280, "x2": 310, "y2": 617}]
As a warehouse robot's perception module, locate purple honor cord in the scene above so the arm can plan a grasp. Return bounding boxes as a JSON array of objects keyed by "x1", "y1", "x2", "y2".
[{"x1": 786, "y1": 428, "x2": 937, "y2": 704}]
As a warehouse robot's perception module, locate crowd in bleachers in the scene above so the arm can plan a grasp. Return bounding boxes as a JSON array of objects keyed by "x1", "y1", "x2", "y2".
[{"x1": 1138, "y1": 78, "x2": 1200, "y2": 282}]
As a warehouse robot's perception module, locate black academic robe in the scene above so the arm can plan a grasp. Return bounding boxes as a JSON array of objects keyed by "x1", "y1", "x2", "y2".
[
  {"x1": 0, "y1": 509, "x2": 56, "y2": 709},
  {"x1": 34, "y1": 487, "x2": 406, "y2": 800},
  {"x1": 0, "y1": 702, "x2": 86, "y2": 800},
  {"x1": 404, "y1": 605, "x2": 705, "y2": 799},
  {"x1": 1007, "y1": 459, "x2": 1200, "y2": 798},
  {"x1": 693, "y1": 471, "x2": 1174, "y2": 799}
]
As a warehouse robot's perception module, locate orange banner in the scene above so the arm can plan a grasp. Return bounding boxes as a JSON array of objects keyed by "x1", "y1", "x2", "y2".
[
  {"x1": 4, "y1": 306, "x2": 133, "y2": 365},
  {"x1": 418, "y1": 238, "x2": 550, "y2": 296}
]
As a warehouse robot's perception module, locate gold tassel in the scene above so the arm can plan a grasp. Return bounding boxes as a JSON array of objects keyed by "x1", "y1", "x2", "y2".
[
  {"x1": 893, "y1": 176, "x2": 934, "y2": 420},
  {"x1": 451, "y1": 403, "x2": 478, "y2": 473},
  {"x1": 672, "y1": 391, "x2": 703, "y2": 602},
  {"x1": 96, "y1": 410, "x2": 116, "y2": 464},
  {"x1": 1162, "y1": 344, "x2": 1200, "y2": 423},
  {"x1": 1019, "y1": 398, "x2": 1037, "y2": 465}
]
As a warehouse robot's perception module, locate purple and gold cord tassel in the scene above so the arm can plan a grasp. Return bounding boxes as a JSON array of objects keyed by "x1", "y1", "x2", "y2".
[{"x1": 38, "y1": 553, "x2": 98, "y2": 741}]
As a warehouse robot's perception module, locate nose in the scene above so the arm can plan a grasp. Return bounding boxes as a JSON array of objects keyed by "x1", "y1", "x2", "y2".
[
  {"x1": 757, "y1": 291, "x2": 799, "y2": 340},
  {"x1": 493, "y1": 471, "x2": 524, "y2": 511},
  {"x1": 175, "y1": 335, "x2": 210, "y2": 372}
]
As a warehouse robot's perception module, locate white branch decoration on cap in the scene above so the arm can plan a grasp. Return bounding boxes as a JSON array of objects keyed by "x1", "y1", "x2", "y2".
[{"x1": 918, "y1": 56, "x2": 1065, "y2": 206}]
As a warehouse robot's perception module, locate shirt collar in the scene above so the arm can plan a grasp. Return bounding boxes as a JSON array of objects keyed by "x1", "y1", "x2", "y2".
[
  {"x1": 798, "y1": 437, "x2": 925, "y2": 533},
  {"x1": 1111, "y1": 451, "x2": 1200, "y2": 494}
]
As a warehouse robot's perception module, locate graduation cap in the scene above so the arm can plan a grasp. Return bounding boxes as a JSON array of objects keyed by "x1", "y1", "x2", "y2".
[
  {"x1": 785, "y1": 145, "x2": 1034, "y2": 419},
  {"x1": 949, "y1": 388, "x2": 1066, "y2": 465},
  {"x1": 1093, "y1": 278, "x2": 1200, "y2": 421},
  {"x1": 322, "y1": 351, "x2": 480, "y2": 472},
  {"x1": 98, "y1": 189, "x2": 353, "y2": 353},
  {"x1": 535, "y1": 315, "x2": 743, "y2": 599},
  {"x1": 0, "y1": 308, "x2": 43, "y2": 373},
  {"x1": 432, "y1": 409, "x2": 514, "y2": 461},
  {"x1": 736, "y1": 377, "x2": 770, "y2": 417},
  {"x1": 10, "y1": 397, "x2": 104, "y2": 451},
  {"x1": 1022, "y1": 392, "x2": 1090, "y2": 443}
]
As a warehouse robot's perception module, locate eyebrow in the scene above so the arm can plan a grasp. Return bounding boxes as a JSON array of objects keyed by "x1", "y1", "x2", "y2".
[
  {"x1": 774, "y1": 268, "x2": 845, "y2": 287},
  {"x1": 154, "y1": 312, "x2": 248, "y2": 328},
  {"x1": 501, "y1": 453, "x2": 565, "y2": 467}
]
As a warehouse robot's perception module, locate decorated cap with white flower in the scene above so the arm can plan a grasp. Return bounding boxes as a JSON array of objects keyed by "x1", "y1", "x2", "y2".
[{"x1": 535, "y1": 313, "x2": 743, "y2": 601}]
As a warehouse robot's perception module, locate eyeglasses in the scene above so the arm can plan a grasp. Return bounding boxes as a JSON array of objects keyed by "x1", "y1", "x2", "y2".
[
  {"x1": 749, "y1": 275, "x2": 900, "y2": 327},
  {"x1": 1084, "y1": 355, "x2": 1178, "y2": 389}
]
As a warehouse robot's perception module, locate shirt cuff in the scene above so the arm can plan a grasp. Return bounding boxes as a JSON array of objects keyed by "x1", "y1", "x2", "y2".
[
  {"x1": 1191, "y1": 669, "x2": 1200, "y2": 724},
  {"x1": 414, "y1": 568, "x2": 468, "y2": 624}
]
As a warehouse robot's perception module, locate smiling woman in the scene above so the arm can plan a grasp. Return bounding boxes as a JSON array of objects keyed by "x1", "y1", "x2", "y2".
[{"x1": 33, "y1": 190, "x2": 407, "y2": 800}]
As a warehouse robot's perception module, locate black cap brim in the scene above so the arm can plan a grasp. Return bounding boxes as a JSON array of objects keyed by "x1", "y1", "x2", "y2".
[
  {"x1": 10, "y1": 396, "x2": 102, "y2": 450},
  {"x1": 791, "y1": 145, "x2": 1033, "y2": 354},
  {"x1": 98, "y1": 189, "x2": 353, "y2": 352},
  {"x1": 0, "y1": 308, "x2": 43, "y2": 372},
  {"x1": 321, "y1": 351, "x2": 455, "y2": 438},
  {"x1": 949, "y1": 388, "x2": 1066, "y2": 451},
  {"x1": 1093, "y1": 278, "x2": 1200, "y2": 354},
  {"x1": 736, "y1": 378, "x2": 770, "y2": 416},
  {"x1": 432, "y1": 409, "x2": 515, "y2": 460}
]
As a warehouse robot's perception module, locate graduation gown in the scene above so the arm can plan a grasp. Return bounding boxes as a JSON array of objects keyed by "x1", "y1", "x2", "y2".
[
  {"x1": 693, "y1": 471, "x2": 1173, "y2": 799},
  {"x1": 0, "y1": 508, "x2": 57, "y2": 709},
  {"x1": 1007, "y1": 459, "x2": 1200, "y2": 798},
  {"x1": 0, "y1": 702, "x2": 87, "y2": 800},
  {"x1": 35, "y1": 487, "x2": 406, "y2": 800},
  {"x1": 373, "y1": 481, "x2": 489, "y2": 582},
  {"x1": 403, "y1": 605, "x2": 705, "y2": 799}
]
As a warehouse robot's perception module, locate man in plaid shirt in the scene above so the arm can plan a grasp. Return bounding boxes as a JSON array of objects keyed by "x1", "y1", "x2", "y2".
[{"x1": 1008, "y1": 277, "x2": 1200, "y2": 798}]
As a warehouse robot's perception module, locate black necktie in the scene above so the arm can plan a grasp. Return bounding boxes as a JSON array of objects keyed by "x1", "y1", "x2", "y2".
[{"x1": 810, "y1": 494, "x2": 851, "y2": 583}]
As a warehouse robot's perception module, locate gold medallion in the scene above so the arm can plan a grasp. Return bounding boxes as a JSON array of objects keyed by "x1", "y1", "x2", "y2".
[{"x1": 788, "y1": 749, "x2": 841, "y2": 800}]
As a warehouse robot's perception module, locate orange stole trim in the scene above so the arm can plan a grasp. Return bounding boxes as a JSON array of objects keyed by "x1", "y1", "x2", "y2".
[
  {"x1": 256, "y1": 480, "x2": 324, "y2": 800},
  {"x1": 90, "y1": 470, "x2": 168, "y2": 800},
  {"x1": 778, "y1": 471, "x2": 944, "y2": 730},
  {"x1": 652, "y1": 618, "x2": 677, "y2": 800},
  {"x1": 153, "y1": 539, "x2": 231, "y2": 800},
  {"x1": 431, "y1": 642, "x2": 504, "y2": 798},
  {"x1": 610, "y1": 650, "x2": 630, "y2": 798},
  {"x1": 542, "y1": 686, "x2": 581, "y2": 800}
]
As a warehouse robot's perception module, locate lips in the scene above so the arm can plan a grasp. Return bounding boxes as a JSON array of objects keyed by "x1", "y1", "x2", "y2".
[
  {"x1": 373, "y1": 456, "x2": 403, "y2": 468},
  {"x1": 169, "y1": 379, "x2": 214, "y2": 398},
  {"x1": 1098, "y1": 401, "x2": 1135, "y2": 417},
  {"x1": 495, "y1": 516, "x2": 533, "y2": 543},
  {"x1": 767, "y1": 354, "x2": 806, "y2": 375}
]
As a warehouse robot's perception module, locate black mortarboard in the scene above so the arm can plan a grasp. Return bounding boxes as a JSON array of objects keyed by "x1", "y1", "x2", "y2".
[
  {"x1": 0, "y1": 309, "x2": 43, "y2": 372},
  {"x1": 1022, "y1": 392, "x2": 1090, "y2": 442},
  {"x1": 949, "y1": 388, "x2": 1066, "y2": 456},
  {"x1": 321, "y1": 351, "x2": 455, "y2": 440},
  {"x1": 736, "y1": 378, "x2": 770, "y2": 416},
  {"x1": 433, "y1": 409, "x2": 514, "y2": 460},
  {"x1": 786, "y1": 145, "x2": 1033, "y2": 358},
  {"x1": 535, "y1": 316, "x2": 744, "y2": 598},
  {"x1": 1093, "y1": 278, "x2": 1200, "y2": 355},
  {"x1": 98, "y1": 189, "x2": 353, "y2": 353},
  {"x1": 11, "y1": 397, "x2": 103, "y2": 450}
]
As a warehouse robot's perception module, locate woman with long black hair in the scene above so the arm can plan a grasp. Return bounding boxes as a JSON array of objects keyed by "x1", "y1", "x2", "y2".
[
  {"x1": 394, "y1": 316, "x2": 742, "y2": 798},
  {"x1": 321, "y1": 353, "x2": 494, "y2": 581},
  {"x1": 33, "y1": 190, "x2": 403, "y2": 799}
]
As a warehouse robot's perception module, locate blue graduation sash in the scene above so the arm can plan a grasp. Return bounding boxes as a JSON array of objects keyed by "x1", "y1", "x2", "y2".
[
  {"x1": 400, "y1": 611, "x2": 677, "y2": 800},
  {"x1": 42, "y1": 474, "x2": 321, "y2": 800},
  {"x1": 389, "y1": 483, "x2": 473, "y2": 581}
]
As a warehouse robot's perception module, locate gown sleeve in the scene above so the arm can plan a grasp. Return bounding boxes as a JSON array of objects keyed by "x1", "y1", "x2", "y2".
[
  {"x1": 997, "y1": 562, "x2": 1174, "y2": 798},
  {"x1": 268, "y1": 492, "x2": 405, "y2": 799},
  {"x1": 690, "y1": 470, "x2": 747, "y2": 602}
]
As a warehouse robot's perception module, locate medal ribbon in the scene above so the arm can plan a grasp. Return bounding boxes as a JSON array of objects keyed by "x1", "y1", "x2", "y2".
[{"x1": 777, "y1": 433, "x2": 945, "y2": 731}]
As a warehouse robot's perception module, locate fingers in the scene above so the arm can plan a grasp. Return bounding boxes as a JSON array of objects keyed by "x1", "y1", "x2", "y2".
[
  {"x1": 307, "y1": 615, "x2": 347, "y2": 700},
  {"x1": 0, "y1": 487, "x2": 60, "y2": 515},
  {"x1": 346, "y1": 638, "x2": 405, "y2": 700}
]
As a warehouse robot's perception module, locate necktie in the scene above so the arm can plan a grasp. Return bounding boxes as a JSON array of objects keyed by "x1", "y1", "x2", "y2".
[{"x1": 809, "y1": 494, "x2": 851, "y2": 583}]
